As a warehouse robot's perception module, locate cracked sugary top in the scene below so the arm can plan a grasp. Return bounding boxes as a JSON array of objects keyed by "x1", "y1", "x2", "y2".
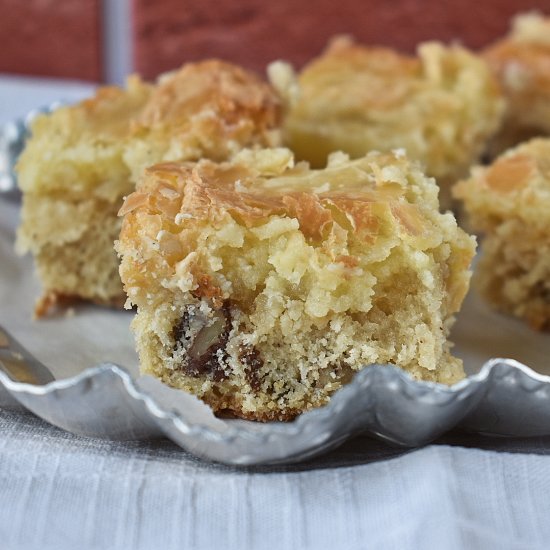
[
  {"x1": 274, "y1": 35, "x2": 504, "y2": 192},
  {"x1": 293, "y1": 35, "x2": 502, "y2": 112},
  {"x1": 132, "y1": 59, "x2": 281, "y2": 140},
  {"x1": 120, "y1": 148, "x2": 451, "y2": 245},
  {"x1": 454, "y1": 138, "x2": 550, "y2": 230},
  {"x1": 484, "y1": 13, "x2": 550, "y2": 129},
  {"x1": 485, "y1": 12, "x2": 550, "y2": 82}
]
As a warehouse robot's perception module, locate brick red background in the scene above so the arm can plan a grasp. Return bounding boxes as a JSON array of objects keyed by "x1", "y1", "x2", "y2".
[
  {"x1": 0, "y1": 0, "x2": 548, "y2": 82},
  {"x1": 132, "y1": 0, "x2": 550, "y2": 80},
  {"x1": 0, "y1": 0, "x2": 101, "y2": 81}
]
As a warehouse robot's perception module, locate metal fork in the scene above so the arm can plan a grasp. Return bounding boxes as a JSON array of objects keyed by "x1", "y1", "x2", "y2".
[{"x1": 0, "y1": 325, "x2": 55, "y2": 385}]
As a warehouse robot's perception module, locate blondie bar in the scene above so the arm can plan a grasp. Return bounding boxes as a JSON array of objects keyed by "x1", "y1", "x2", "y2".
[
  {"x1": 16, "y1": 61, "x2": 282, "y2": 315},
  {"x1": 484, "y1": 13, "x2": 550, "y2": 154},
  {"x1": 455, "y1": 139, "x2": 550, "y2": 329},
  {"x1": 117, "y1": 148, "x2": 475, "y2": 420},
  {"x1": 271, "y1": 37, "x2": 504, "y2": 209}
]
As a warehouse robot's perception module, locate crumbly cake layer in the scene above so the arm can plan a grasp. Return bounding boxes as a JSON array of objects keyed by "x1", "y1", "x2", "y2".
[
  {"x1": 270, "y1": 37, "x2": 504, "y2": 209},
  {"x1": 16, "y1": 61, "x2": 282, "y2": 315},
  {"x1": 117, "y1": 148, "x2": 476, "y2": 421},
  {"x1": 26, "y1": 196, "x2": 126, "y2": 316},
  {"x1": 454, "y1": 138, "x2": 550, "y2": 329},
  {"x1": 484, "y1": 13, "x2": 550, "y2": 155}
]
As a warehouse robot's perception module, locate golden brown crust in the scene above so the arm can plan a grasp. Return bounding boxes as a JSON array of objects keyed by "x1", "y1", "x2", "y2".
[
  {"x1": 303, "y1": 36, "x2": 421, "y2": 111},
  {"x1": 135, "y1": 60, "x2": 282, "y2": 141},
  {"x1": 485, "y1": 41, "x2": 550, "y2": 97},
  {"x1": 219, "y1": 409, "x2": 299, "y2": 422},
  {"x1": 453, "y1": 138, "x2": 550, "y2": 220},
  {"x1": 202, "y1": 398, "x2": 299, "y2": 422},
  {"x1": 275, "y1": 36, "x2": 504, "y2": 208},
  {"x1": 123, "y1": 60, "x2": 283, "y2": 181},
  {"x1": 79, "y1": 78, "x2": 153, "y2": 138},
  {"x1": 34, "y1": 290, "x2": 126, "y2": 319},
  {"x1": 484, "y1": 153, "x2": 536, "y2": 193},
  {"x1": 484, "y1": 13, "x2": 550, "y2": 97},
  {"x1": 484, "y1": 13, "x2": 550, "y2": 150},
  {"x1": 121, "y1": 149, "x2": 433, "y2": 247},
  {"x1": 454, "y1": 138, "x2": 550, "y2": 329}
]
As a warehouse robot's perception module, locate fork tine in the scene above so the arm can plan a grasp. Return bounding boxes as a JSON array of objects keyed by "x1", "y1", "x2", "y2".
[{"x1": 0, "y1": 325, "x2": 55, "y2": 385}]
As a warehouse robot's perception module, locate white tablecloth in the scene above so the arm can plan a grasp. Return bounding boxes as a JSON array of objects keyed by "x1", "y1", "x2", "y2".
[
  {"x1": 2, "y1": 74, "x2": 550, "y2": 550},
  {"x1": 2, "y1": 409, "x2": 550, "y2": 550}
]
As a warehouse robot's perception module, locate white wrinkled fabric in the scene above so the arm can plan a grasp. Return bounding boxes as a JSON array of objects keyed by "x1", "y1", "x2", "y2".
[
  {"x1": 2, "y1": 76, "x2": 550, "y2": 550},
  {"x1": 2, "y1": 409, "x2": 550, "y2": 550}
]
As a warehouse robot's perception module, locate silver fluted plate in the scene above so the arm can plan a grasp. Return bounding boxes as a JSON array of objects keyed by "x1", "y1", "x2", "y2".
[
  {"x1": 3, "y1": 106, "x2": 550, "y2": 465},
  {"x1": 2, "y1": 320, "x2": 550, "y2": 465}
]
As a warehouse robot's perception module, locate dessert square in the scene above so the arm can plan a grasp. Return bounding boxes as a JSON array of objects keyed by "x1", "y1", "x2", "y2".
[
  {"x1": 16, "y1": 60, "x2": 282, "y2": 315},
  {"x1": 270, "y1": 37, "x2": 504, "y2": 210},
  {"x1": 484, "y1": 13, "x2": 550, "y2": 155},
  {"x1": 454, "y1": 138, "x2": 550, "y2": 329},
  {"x1": 117, "y1": 148, "x2": 475, "y2": 421}
]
